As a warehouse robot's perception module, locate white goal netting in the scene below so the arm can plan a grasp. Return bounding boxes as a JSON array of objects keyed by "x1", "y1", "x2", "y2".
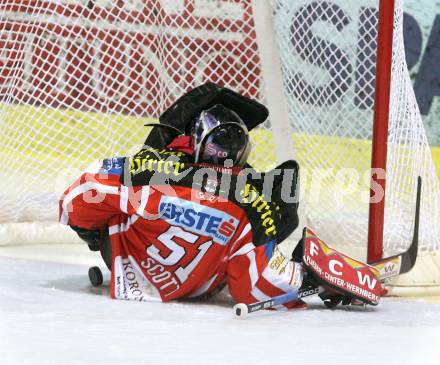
[
  {"x1": 274, "y1": 0, "x2": 440, "y2": 287},
  {"x1": 0, "y1": 0, "x2": 439, "y2": 286},
  {"x1": 0, "y1": 0, "x2": 273, "y2": 243}
]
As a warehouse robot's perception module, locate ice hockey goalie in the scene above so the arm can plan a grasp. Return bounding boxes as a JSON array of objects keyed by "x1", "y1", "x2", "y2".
[{"x1": 59, "y1": 83, "x2": 383, "y2": 310}]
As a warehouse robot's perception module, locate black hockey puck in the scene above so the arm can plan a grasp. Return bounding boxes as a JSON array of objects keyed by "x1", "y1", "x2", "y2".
[{"x1": 88, "y1": 266, "x2": 103, "y2": 287}]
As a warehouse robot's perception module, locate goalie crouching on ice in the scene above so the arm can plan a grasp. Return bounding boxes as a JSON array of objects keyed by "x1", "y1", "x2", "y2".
[{"x1": 59, "y1": 83, "x2": 383, "y2": 311}]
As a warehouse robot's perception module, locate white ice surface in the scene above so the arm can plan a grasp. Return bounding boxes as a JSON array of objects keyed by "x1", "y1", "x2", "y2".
[{"x1": 1, "y1": 244, "x2": 440, "y2": 365}]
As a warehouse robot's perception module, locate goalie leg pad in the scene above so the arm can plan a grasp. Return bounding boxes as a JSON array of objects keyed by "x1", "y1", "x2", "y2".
[{"x1": 302, "y1": 228, "x2": 383, "y2": 306}]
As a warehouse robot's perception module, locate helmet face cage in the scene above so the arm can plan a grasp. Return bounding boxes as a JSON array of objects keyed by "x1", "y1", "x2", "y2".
[{"x1": 192, "y1": 105, "x2": 251, "y2": 167}]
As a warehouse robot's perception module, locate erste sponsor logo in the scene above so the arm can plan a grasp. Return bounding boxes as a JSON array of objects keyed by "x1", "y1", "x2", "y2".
[{"x1": 159, "y1": 196, "x2": 238, "y2": 245}]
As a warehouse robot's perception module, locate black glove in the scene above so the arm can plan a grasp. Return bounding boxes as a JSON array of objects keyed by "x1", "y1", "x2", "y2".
[
  {"x1": 319, "y1": 290, "x2": 354, "y2": 309},
  {"x1": 71, "y1": 226, "x2": 102, "y2": 251},
  {"x1": 70, "y1": 226, "x2": 112, "y2": 270}
]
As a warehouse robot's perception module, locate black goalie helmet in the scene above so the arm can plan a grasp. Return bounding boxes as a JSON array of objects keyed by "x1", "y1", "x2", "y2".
[{"x1": 191, "y1": 104, "x2": 251, "y2": 167}]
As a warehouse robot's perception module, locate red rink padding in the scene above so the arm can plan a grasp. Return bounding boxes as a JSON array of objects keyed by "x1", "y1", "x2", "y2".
[{"x1": 303, "y1": 228, "x2": 383, "y2": 305}]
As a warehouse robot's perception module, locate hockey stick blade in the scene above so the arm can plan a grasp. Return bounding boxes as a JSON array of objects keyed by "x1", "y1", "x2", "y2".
[
  {"x1": 370, "y1": 176, "x2": 421, "y2": 280},
  {"x1": 233, "y1": 287, "x2": 321, "y2": 319}
]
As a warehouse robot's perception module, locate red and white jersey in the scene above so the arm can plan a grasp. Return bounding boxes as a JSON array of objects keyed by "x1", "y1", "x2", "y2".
[{"x1": 59, "y1": 156, "x2": 302, "y2": 307}]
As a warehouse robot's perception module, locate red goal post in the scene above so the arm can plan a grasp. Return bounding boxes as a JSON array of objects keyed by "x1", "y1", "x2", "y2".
[
  {"x1": 368, "y1": 0, "x2": 395, "y2": 263},
  {"x1": 0, "y1": 0, "x2": 439, "y2": 291}
]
